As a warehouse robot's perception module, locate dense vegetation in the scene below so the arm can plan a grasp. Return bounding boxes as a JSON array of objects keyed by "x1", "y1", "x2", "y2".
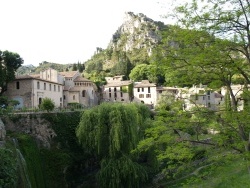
[
  {"x1": 2, "y1": 0, "x2": 250, "y2": 187},
  {"x1": 0, "y1": 50, "x2": 23, "y2": 95}
]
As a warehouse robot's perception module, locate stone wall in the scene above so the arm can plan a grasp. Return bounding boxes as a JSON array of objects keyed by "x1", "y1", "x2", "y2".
[{"x1": 3, "y1": 114, "x2": 56, "y2": 148}]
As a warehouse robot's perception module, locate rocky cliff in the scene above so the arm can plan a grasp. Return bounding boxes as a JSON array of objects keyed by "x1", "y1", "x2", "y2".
[
  {"x1": 85, "y1": 12, "x2": 167, "y2": 73},
  {"x1": 109, "y1": 12, "x2": 164, "y2": 55}
]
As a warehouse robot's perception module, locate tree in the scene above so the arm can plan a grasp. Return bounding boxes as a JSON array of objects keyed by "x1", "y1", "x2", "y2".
[
  {"x1": 76, "y1": 103, "x2": 152, "y2": 188},
  {"x1": 164, "y1": 0, "x2": 250, "y2": 173},
  {"x1": 129, "y1": 64, "x2": 159, "y2": 83},
  {"x1": 136, "y1": 97, "x2": 216, "y2": 185},
  {"x1": 72, "y1": 63, "x2": 77, "y2": 71},
  {"x1": 171, "y1": 0, "x2": 250, "y2": 67},
  {"x1": 0, "y1": 50, "x2": 23, "y2": 95},
  {"x1": 40, "y1": 97, "x2": 55, "y2": 112}
]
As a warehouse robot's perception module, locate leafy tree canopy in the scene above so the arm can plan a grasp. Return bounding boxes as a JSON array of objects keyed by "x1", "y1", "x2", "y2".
[
  {"x1": 0, "y1": 50, "x2": 23, "y2": 95},
  {"x1": 76, "y1": 102, "x2": 152, "y2": 188}
]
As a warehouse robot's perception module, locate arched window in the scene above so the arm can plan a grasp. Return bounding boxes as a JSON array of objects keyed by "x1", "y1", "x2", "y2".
[{"x1": 82, "y1": 90, "x2": 86, "y2": 97}]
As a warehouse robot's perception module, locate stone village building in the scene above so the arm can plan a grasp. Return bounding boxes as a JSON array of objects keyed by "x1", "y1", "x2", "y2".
[
  {"x1": 3, "y1": 71, "x2": 230, "y2": 111},
  {"x1": 133, "y1": 80, "x2": 157, "y2": 108},
  {"x1": 4, "y1": 68, "x2": 98, "y2": 109},
  {"x1": 102, "y1": 76, "x2": 133, "y2": 103}
]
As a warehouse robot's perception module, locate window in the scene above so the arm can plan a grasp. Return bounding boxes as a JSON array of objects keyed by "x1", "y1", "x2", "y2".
[
  {"x1": 16, "y1": 82, "x2": 20, "y2": 89},
  {"x1": 114, "y1": 87, "x2": 117, "y2": 92},
  {"x1": 114, "y1": 92, "x2": 117, "y2": 98},
  {"x1": 37, "y1": 82, "x2": 40, "y2": 89},
  {"x1": 139, "y1": 94, "x2": 144, "y2": 98},
  {"x1": 109, "y1": 93, "x2": 111, "y2": 98},
  {"x1": 44, "y1": 83, "x2": 46, "y2": 90},
  {"x1": 63, "y1": 95, "x2": 66, "y2": 100},
  {"x1": 49, "y1": 84, "x2": 51, "y2": 91},
  {"x1": 146, "y1": 94, "x2": 151, "y2": 98},
  {"x1": 82, "y1": 90, "x2": 86, "y2": 97},
  {"x1": 109, "y1": 88, "x2": 111, "y2": 92},
  {"x1": 58, "y1": 86, "x2": 60, "y2": 92},
  {"x1": 60, "y1": 97, "x2": 62, "y2": 102},
  {"x1": 148, "y1": 87, "x2": 150, "y2": 93},
  {"x1": 54, "y1": 85, "x2": 56, "y2": 91},
  {"x1": 121, "y1": 92, "x2": 123, "y2": 97},
  {"x1": 73, "y1": 95, "x2": 75, "y2": 100},
  {"x1": 203, "y1": 96, "x2": 205, "y2": 100},
  {"x1": 142, "y1": 88, "x2": 144, "y2": 92},
  {"x1": 208, "y1": 96, "x2": 210, "y2": 100},
  {"x1": 208, "y1": 102, "x2": 211, "y2": 107},
  {"x1": 137, "y1": 88, "x2": 140, "y2": 92}
]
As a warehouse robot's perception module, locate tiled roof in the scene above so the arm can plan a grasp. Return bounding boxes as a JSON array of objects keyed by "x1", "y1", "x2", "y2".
[
  {"x1": 105, "y1": 81, "x2": 132, "y2": 87},
  {"x1": 214, "y1": 92, "x2": 224, "y2": 98},
  {"x1": 59, "y1": 71, "x2": 78, "y2": 78},
  {"x1": 29, "y1": 74, "x2": 40, "y2": 78},
  {"x1": 15, "y1": 75, "x2": 34, "y2": 79},
  {"x1": 73, "y1": 76, "x2": 91, "y2": 82},
  {"x1": 134, "y1": 80, "x2": 156, "y2": 88},
  {"x1": 69, "y1": 87, "x2": 81, "y2": 92},
  {"x1": 15, "y1": 74, "x2": 63, "y2": 85}
]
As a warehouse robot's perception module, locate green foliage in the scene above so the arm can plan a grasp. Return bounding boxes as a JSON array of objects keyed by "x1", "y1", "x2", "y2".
[
  {"x1": 40, "y1": 97, "x2": 55, "y2": 112},
  {"x1": 41, "y1": 112, "x2": 94, "y2": 187},
  {"x1": 0, "y1": 148, "x2": 18, "y2": 188},
  {"x1": 35, "y1": 61, "x2": 68, "y2": 73},
  {"x1": 0, "y1": 50, "x2": 23, "y2": 95},
  {"x1": 16, "y1": 64, "x2": 36, "y2": 75},
  {"x1": 16, "y1": 134, "x2": 46, "y2": 188},
  {"x1": 76, "y1": 102, "x2": 152, "y2": 187},
  {"x1": 0, "y1": 96, "x2": 8, "y2": 106}
]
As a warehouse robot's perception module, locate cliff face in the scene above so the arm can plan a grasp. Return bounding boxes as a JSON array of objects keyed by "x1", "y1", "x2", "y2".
[
  {"x1": 85, "y1": 12, "x2": 167, "y2": 75},
  {"x1": 109, "y1": 12, "x2": 163, "y2": 56}
]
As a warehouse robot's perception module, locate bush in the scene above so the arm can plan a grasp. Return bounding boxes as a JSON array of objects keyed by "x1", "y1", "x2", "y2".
[{"x1": 40, "y1": 98, "x2": 55, "y2": 112}]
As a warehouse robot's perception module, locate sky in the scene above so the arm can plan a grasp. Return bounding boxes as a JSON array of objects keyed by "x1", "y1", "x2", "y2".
[{"x1": 0, "y1": 0, "x2": 177, "y2": 66}]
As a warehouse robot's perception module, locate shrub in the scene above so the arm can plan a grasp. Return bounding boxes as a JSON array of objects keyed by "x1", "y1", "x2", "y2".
[{"x1": 40, "y1": 98, "x2": 55, "y2": 112}]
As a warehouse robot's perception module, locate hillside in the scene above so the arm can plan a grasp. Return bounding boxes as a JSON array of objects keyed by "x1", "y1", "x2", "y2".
[
  {"x1": 84, "y1": 12, "x2": 168, "y2": 78},
  {"x1": 17, "y1": 61, "x2": 84, "y2": 75}
]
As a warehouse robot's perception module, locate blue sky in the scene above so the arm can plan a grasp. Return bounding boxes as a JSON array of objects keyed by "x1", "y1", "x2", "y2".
[{"x1": 1, "y1": 0, "x2": 177, "y2": 66}]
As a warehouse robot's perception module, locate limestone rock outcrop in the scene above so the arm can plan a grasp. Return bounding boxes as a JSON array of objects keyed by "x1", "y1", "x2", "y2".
[
  {"x1": 3, "y1": 114, "x2": 56, "y2": 148},
  {"x1": 109, "y1": 12, "x2": 163, "y2": 55}
]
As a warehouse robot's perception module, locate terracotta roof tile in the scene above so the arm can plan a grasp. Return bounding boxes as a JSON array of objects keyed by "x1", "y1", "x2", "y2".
[
  {"x1": 59, "y1": 71, "x2": 78, "y2": 78},
  {"x1": 73, "y1": 76, "x2": 91, "y2": 82}
]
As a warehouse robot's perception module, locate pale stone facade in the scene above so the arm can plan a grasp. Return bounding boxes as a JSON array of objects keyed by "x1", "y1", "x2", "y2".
[
  {"x1": 181, "y1": 85, "x2": 224, "y2": 111},
  {"x1": 133, "y1": 80, "x2": 157, "y2": 108},
  {"x1": 5, "y1": 68, "x2": 98, "y2": 109},
  {"x1": 63, "y1": 75, "x2": 98, "y2": 107},
  {"x1": 4, "y1": 74, "x2": 63, "y2": 108},
  {"x1": 103, "y1": 76, "x2": 133, "y2": 102}
]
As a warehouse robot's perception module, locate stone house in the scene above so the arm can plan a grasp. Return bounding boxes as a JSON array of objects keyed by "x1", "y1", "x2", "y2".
[
  {"x1": 4, "y1": 68, "x2": 98, "y2": 109},
  {"x1": 4, "y1": 74, "x2": 63, "y2": 108},
  {"x1": 133, "y1": 80, "x2": 157, "y2": 108},
  {"x1": 103, "y1": 76, "x2": 133, "y2": 102},
  {"x1": 182, "y1": 85, "x2": 224, "y2": 111},
  {"x1": 62, "y1": 73, "x2": 98, "y2": 107}
]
